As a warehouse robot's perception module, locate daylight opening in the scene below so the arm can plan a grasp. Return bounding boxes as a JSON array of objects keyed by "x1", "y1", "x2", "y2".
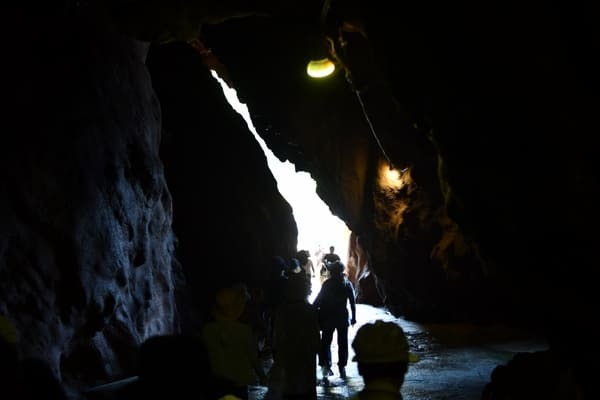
[{"x1": 211, "y1": 70, "x2": 351, "y2": 267}]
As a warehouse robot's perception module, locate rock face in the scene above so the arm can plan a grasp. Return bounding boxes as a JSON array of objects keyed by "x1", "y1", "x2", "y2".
[
  {"x1": 145, "y1": 41, "x2": 299, "y2": 331},
  {"x1": 0, "y1": 9, "x2": 179, "y2": 393},
  {"x1": 0, "y1": 7, "x2": 299, "y2": 394}
]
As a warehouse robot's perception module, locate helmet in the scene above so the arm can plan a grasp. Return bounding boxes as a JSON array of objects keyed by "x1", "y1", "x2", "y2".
[
  {"x1": 212, "y1": 286, "x2": 246, "y2": 322},
  {"x1": 0, "y1": 315, "x2": 17, "y2": 344},
  {"x1": 326, "y1": 260, "x2": 344, "y2": 274},
  {"x1": 352, "y1": 320, "x2": 417, "y2": 363}
]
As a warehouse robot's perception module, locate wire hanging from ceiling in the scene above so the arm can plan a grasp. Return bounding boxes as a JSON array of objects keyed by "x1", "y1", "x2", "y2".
[
  {"x1": 316, "y1": 0, "x2": 397, "y2": 171},
  {"x1": 334, "y1": 38, "x2": 395, "y2": 170},
  {"x1": 349, "y1": 76, "x2": 394, "y2": 169}
]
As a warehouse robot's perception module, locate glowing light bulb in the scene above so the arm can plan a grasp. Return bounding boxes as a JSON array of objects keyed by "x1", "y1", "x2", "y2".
[
  {"x1": 386, "y1": 168, "x2": 400, "y2": 181},
  {"x1": 306, "y1": 58, "x2": 336, "y2": 78}
]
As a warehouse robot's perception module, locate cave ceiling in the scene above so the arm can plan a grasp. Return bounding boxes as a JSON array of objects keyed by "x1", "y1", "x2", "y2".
[{"x1": 114, "y1": 0, "x2": 600, "y2": 320}]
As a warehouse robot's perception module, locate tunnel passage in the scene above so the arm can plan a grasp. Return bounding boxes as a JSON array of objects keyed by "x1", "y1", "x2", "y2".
[{"x1": 1, "y1": 3, "x2": 598, "y2": 399}]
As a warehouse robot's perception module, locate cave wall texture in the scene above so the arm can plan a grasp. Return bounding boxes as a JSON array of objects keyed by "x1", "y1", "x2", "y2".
[
  {"x1": 1, "y1": 5, "x2": 181, "y2": 394},
  {"x1": 1, "y1": 0, "x2": 598, "y2": 397}
]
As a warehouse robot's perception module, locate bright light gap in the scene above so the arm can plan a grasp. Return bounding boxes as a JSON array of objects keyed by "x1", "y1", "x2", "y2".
[{"x1": 210, "y1": 70, "x2": 350, "y2": 266}]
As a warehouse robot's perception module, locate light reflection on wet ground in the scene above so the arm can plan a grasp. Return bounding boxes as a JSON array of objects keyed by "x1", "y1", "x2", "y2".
[{"x1": 252, "y1": 275, "x2": 548, "y2": 400}]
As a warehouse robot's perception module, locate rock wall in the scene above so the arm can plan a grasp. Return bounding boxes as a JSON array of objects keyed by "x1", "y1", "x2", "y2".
[
  {"x1": 1, "y1": 8, "x2": 178, "y2": 393},
  {"x1": 145, "y1": 41, "x2": 299, "y2": 330}
]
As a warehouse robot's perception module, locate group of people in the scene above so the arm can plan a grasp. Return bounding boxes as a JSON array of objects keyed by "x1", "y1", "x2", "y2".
[
  {"x1": 197, "y1": 245, "x2": 414, "y2": 400},
  {"x1": 199, "y1": 247, "x2": 354, "y2": 399},
  {"x1": 265, "y1": 246, "x2": 357, "y2": 399},
  {"x1": 125, "y1": 263, "x2": 414, "y2": 400}
]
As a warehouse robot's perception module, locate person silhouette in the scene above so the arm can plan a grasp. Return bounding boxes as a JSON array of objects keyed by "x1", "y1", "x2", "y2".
[
  {"x1": 351, "y1": 320, "x2": 418, "y2": 400},
  {"x1": 319, "y1": 246, "x2": 341, "y2": 284},
  {"x1": 122, "y1": 332, "x2": 235, "y2": 400},
  {"x1": 312, "y1": 261, "x2": 356, "y2": 380},
  {"x1": 202, "y1": 284, "x2": 268, "y2": 400},
  {"x1": 296, "y1": 250, "x2": 315, "y2": 280},
  {"x1": 268, "y1": 269, "x2": 320, "y2": 399},
  {"x1": 264, "y1": 256, "x2": 289, "y2": 354},
  {"x1": 322, "y1": 246, "x2": 341, "y2": 266}
]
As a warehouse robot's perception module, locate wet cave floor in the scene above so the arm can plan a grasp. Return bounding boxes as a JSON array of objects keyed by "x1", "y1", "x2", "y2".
[
  {"x1": 83, "y1": 277, "x2": 548, "y2": 400},
  {"x1": 251, "y1": 301, "x2": 548, "y2": 400}
]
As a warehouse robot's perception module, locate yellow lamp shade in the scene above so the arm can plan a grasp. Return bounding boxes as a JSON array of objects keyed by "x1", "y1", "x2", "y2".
[{"x1": 306, "y1": 58, "x2": 336, "y2": 78}]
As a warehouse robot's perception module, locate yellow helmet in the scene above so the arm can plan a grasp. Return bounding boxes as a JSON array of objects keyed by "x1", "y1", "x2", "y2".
[
  {"x1": 0, "y1": 315, "x2": 18, "y2": 344},
  {"x1": 352, "y1": 320, "x2": 418, "y2": 363},
  {"x1": 218, "y1": 395, "x2": 243, "y2": 400},
  {"x1": 212, "y1": 286, "x2": 246, "y2": 322}
]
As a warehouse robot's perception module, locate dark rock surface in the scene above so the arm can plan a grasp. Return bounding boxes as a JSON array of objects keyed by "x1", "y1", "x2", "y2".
[{"x1": 1, "y1": 8, "x2": 178, "y2": 395}]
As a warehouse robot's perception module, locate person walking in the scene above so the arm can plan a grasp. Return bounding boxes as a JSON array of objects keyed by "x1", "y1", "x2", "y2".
[
  {"x1": 264, "y1": 256, "x2": 290, "y2": 354},
  {"x1": 268, "y1": 269, "x2": 320, "y2": 399},
  {"x1": 296, "y1": 250, "x2": 315, "y2": 281},
  {"x1": 322, "y1": 246, "x2": 341, "y2": 264},
  {"x1": 319, "y1": 246, "x2": 341, "y2": 285},
  {"x1": 312, "y1": 261, "x2": 356, "y2": 380}
]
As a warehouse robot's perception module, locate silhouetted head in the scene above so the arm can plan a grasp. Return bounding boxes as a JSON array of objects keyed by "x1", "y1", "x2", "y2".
[
  {"x1": 289, "y1": 257, "x2": 302, "y2": 274},
  {"x1": 296, "y1": 250, "x2": 309, "y2": 264},
  {"x1": 136, "y1": 334, "x2": 216, "y2": 399},
  {"x1": 327, "y1": 260, "x2": 344, "y2": 276},
  {"x1": 286, "y1": 272, "x2": 310, "y2": 301},
  {"x1": 352, "y1": 320, "x2": 418, "y2": 385},
  {"x1": 271, "y1": 255, "x2": 287, "y2": 272}
]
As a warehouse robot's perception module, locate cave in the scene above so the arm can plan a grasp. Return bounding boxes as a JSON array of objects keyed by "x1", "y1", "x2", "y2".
[{"x1": 1, "y1": 1, "x2": 597, "y2": 399}]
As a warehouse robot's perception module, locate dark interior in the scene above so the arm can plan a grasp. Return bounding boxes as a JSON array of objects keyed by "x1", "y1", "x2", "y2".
[{"x1": 1, "y1": 1, "x2": 597, "y2": 398}]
